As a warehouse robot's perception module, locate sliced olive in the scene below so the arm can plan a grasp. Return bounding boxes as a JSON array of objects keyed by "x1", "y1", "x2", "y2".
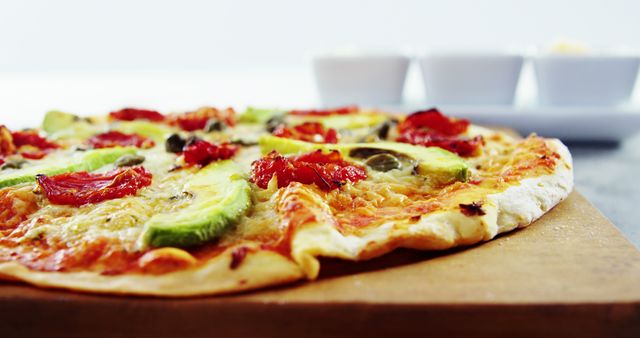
[
  {"x1": 357, "y1": 120, "x2": 396, "y2": 143},
  {"x1": 231, "y1": 138, "x2": 259, "y2": 147},
  {"x1": 185, "y1": 136, "x2": 201, "y2": 147},
  {"x1": 265, "y1": 115, "x2": 286, "y2": 133},
  {"x1": 1, "y1": 158, "x2": 27, "y2": 170},
  {"x1": 169, "y1": 191, "x2": 194, "y2": 201},
  {"x1": 115, "y1": 154, "x2": 146, "y2": 167},
  {"x1": 205, "y1": 119, "x2": 226, "y2": 132},
  {"x1": 349, "y1": 147, "x2": 406, "y2": 160},
  {"x1": 165, "y1": 134, "x2": 186, "y2": 153},
  {"x1": 365, "y1": 153, "x2": 402, "y2": 172}
]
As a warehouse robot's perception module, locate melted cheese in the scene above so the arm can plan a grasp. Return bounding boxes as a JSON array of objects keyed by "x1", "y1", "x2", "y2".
[{"x1": 18, "y1": 147, "x2": 195, "y2": 251}]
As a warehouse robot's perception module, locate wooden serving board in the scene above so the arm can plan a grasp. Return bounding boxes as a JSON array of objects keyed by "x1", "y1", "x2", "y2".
[{"x1": 1, "y1": 191, "x2": 639, "y2": 338}]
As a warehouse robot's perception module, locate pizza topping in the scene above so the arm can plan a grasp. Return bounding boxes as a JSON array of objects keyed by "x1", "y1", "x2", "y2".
[
  {"x1": 36, "y1": 166, "x2": 152, "y2": 206},
  {"x1": 289, "y1": 105, "x2": 358, "y2": 116},
  {"x1": 251, "y1": 150, "x2": 367, "y2": 191},
  {"x1": 182, "y1": 139, "x2": 239, "y2": 166},
  {"x1": 109, "y1": 108, "x2": 165, "y2": 122},
  {"x1": 87, "y1": 131, "x2": 155, "y2": 149},
  {"x1": 265, "y1": 115, "x2": 286, "y2": 133},
  {"x1": 0, "y1": 157, "x2": 26, "y2": 170},
  {"x1": 170, "y1": 107, "x2": 236, "y2": 131},
  {"x1": 360, "y1": 119, "x2": 397, "y2": 142},
  {"x1": 396, "y1": 109, "x2": 483, "y2": 157},
  {"x1": 398, "y1": 108, "x2": 469, "y2": 136},
  {"x1": 272, "y1": 122, "x2": 339, "y2": 144},
  {"x1": 165, "y1": 134, "x2": 187, "y2": 153},
  {"x1": 8, "y1": 129, "x2": 60, "y2": 160},
  {"x1": 398, "y1": 132, "x2": 484, "y2": 157},
  {"x1": 230, "y1": 246, "x2": 251, "y2": 269},
  {"x1": 204, "y1": 119, "x2": 226, "y2": 132},
  {"x1": 364, "y1": 153, "x2": 402, "y2": 172},
  {"x1": 114, "y1": 154, "x2": 146, "y2": 167},
  {"x1": 459, "y1": 201, "x2": 486, "y2": 217}
]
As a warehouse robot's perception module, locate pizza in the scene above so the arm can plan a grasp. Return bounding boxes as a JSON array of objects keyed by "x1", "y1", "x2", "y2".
[{"x1": 0, "y1": 106, "x2": 573, "y2": 296}]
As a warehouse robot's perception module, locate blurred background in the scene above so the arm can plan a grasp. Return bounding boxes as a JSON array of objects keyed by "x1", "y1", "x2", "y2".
[
  {"x1": 2, "y1": 0, "x2": 640, "y2": 71},
  {"x1": 0, "y1": 0, "x2": 639, "y2": 244},
  {"x1": 1, "y1": 0, "x2": 640, "y2": 119}
]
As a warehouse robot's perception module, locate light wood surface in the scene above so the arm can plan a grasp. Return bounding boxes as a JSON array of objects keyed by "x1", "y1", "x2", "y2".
[{"x1": 1, "y1": 191, "x2": 639, "y2": 338}]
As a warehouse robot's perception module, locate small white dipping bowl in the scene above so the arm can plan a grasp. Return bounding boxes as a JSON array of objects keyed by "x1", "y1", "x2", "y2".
[
  {"x1": 419, "y1": 53, "x2": 524, "y2": 105},
  {"x1": 533, "y1": 55, "x2": 640, "y2": 106},
  {"x1": 313, "y1": 54, "x2": 410, "y2": 106}
]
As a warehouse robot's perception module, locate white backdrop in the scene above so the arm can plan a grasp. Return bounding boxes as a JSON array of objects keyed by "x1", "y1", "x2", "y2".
[
  {"x1": 1, "y1": 0, "x2": 638, "y2": 71},
  {"x1": 0, "y1": 0, "x2": 639, "y2": 125}
]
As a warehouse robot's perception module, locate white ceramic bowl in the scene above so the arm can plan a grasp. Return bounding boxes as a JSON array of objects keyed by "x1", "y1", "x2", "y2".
[
  {"x1": 419, "y1": 53, "x2": 524, "y2": 105},
  {"x1": 533, "y1": 55, "x2": 640, "y2": 106},
  {"x1": 313, "y1": 54, "x2": 410, "y2": 106}
]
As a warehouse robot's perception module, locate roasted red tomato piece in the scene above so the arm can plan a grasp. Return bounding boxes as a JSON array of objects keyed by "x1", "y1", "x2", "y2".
[
  {"x1": 396, "y1": 108, "x2": 482, "y2": 157},
  {"x1": 397, "y1": 108, "x2": 469, "y2": 136},
  {"x1": 11, "y1": 130, "x2": 59, "y2": 150},
  {"x1": 251, "y1": 150, "x2": 367, "y2": 191},
  {"x1": 36, "y1": 166, "x2": 152, "y2": 207},
  {"x1": 109, "y1": 108, "x2": 165, "y2": 122},
  {"x1": 170, "y1": 107, "x2": 236, "y2": 131},
  {"x1": 272, "y1": 122, "x2": 339, "y2": 144},
  {"x1": 397, "y1": 131, "x2": 484, "y2": 157},
  {"x1": 182, "y1": 140, "x2": 238, "y2": 166},
  {"x1": 289, "y1": 105, "x2": 358, "y2": 116},
  {"x1": 87, "y1": 131, "x2": 155, "y2": 149},
  {"x1": 10, "y1": 130, "x2": 59, "y2": 159}
]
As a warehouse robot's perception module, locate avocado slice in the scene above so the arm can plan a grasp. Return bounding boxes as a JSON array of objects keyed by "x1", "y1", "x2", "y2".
[
  {"x1": 140, "y1": 160, "x2": 251, "y2": 248},
  {"x1": 42, "y1": 110, "x2": 78, "y2": 133},
  {"x1": 238, "y1": 107, "x2": 285, "y2": 124},
  {"x1": 259, "y1": 135, "x2": 469, "y2": 184},
  {"x1": 113, "y1": 121, "x2": 173, "y2": 143},
  {"x1": 289, "y1": 113, "x2": 387, "y2": 130},
  {"x1": 42, "y1": 110, "x2": 99, "y2": 140},
  {"x1": 0, "y1": 147, "x2": 137, "y2": 188}
]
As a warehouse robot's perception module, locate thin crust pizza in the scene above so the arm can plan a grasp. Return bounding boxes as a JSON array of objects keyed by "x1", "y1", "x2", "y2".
[{"x1": 0, "y1": 106, "x2": 573, "y2": 296}]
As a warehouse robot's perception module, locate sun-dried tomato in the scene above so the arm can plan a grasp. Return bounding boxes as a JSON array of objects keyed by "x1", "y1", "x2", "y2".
[
  {"x1": 11, "y1": 130, "x2": 59, "y2": 150},
  {"x1": 397, "y1": 108, "x2": 469, "y2": 136},
  {"x1": 182, "y1": 140, "x2": 238, "y2": 166},
  {"x1": 289, "y1": 105, "x2": 358, "y2": 116},
  {"x1": 87, "y1": 131, "x2": 155, "y2": 149},
  {"x1": 109, "y1": 108, "x2": 165, "y2": 122},
  {"x1": 396, "y1": 108, "x2": 482, "y2": 157},
  {"x1": 9, "y1": 130, "x2": 59, "y2": 160},
  {"x1": 251, "y1": 150, "x2": 367, "y2": 191},
  {"x1": 397, "y1": 131, "x2": 484, "y2": 157},
  {"x1": 170, "y1": 107, "x2": 236, "y2": 131},
  {"x1": 36, "y1": 166, "x2": 152, "y2": 207},
  {"x1": 272, "y1": 122, "x2": 339, "y2": 144}
]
